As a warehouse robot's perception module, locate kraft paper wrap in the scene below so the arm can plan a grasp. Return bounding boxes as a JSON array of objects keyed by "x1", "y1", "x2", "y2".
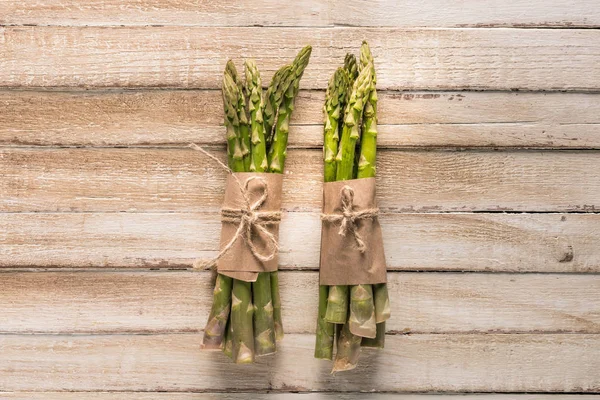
[
  {"x1": 216, "y1": 172, "x2": 283, "y2": 282},
  {"x1": 319, "y1": 177, "x2": 387, "y2": 285}
]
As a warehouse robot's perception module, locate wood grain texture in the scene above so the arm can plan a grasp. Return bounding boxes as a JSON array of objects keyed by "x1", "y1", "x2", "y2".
[
  {"x1": 1, "y1": 27, "x2": 599, "y2": 90},
  {"x1": 1, "y1": 0, "x2": 598, "y2": 27},
  {"x1": 2, "y1": 212, "x2": 597, "y2": 272},
  {"x1": 1, "y1": 333, "x2": 598, "y2": 392},
  {"x1": 2, "y1": 90, "x2": 600, "y2": 148},
  {"x1": 3, "y1": 148, "x2": 600, "y2": 213},
  {"x1": 3, "y1": 394, "x2": 599, "y2": 400},
  {"x1": 2, "y1": 271, "x2": 599, "y2": 334}
]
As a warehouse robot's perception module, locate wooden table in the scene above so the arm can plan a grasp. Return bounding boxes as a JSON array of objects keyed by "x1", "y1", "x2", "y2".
[{"x1": 1, "y1": 1, "x2": 600, "y2": 398}]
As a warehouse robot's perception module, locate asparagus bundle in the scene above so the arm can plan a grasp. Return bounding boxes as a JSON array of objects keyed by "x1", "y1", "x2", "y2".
[
  {"x1": 315, "y1": 42, "x2": 390, "y2": 372},
  {"x1": 202, "y1": 46, "x2": 312, "y2": 363}
]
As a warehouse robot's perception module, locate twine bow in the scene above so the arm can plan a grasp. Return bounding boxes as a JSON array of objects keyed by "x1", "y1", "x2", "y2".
[
  {"x1": 189, "y1": 144, "x2": 281, "y2": 269},
  {"x1": 321, "y1": 185, "x2": 379, "y2": 253}
]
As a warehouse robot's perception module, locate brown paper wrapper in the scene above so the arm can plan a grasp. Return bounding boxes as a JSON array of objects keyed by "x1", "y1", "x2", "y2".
[
  {"x1": 216, "y1": 172, "x2": 283, "y2": 282},
  {"x1": 319, "y1": 177, "x2": 387, "y2": 285}
]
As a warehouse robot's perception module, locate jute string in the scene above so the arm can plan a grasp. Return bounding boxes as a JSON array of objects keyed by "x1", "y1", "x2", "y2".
[
  {"x1": 189, "y1": 143, "x2": 281, "y2": 270},
  {"x1": 320, "y1": 185, "x2": 379, "y2": 253}
]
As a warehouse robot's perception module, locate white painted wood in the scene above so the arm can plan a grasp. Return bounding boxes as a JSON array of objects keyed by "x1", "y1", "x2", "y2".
[
  {"x1": 2, "y1": 90, "x2": 599, "y2": 148},
  {"x1": 1, "y1": 27, "x2": 599, "y2": 90},
  {"x1": 3, "y1": 394, "x2": 599, "y2": 399},
  {"x1": 0, "y1": 333, "x2": 598, "y2": 392},
  {"x1": 1, "y1": 0, "x2": 598, "y2": 27},
  {"x1": 3, "y1": 148, "x2": 600, "y2": 213},
  {"x1": 2, "y1": 271, "x2": 599, "y2": 334},
  {"x1": 2, "y1": 212, "x2": 597, "y2": 272}
]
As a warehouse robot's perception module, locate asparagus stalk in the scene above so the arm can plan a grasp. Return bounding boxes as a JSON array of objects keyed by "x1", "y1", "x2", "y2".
[
  {"x1": 231, "y1": 279, "x2": 255, "y2": 363},
  {"x1": 264, "y1": 46, "x2": 312, "y2": 341},
  {"x1": 270, "y1": 271, "x2": 284, "y2": 341},
  {"x1": 345, "y1": 43, "x2": 379, "y2": 339},
  {"x1": 315, "y1": 285, "x2": 335, "y2": 359},
  {"x1": 201, "y1": 69, "x2": 246, "y2": 350},
  {"x1": 268, "y1": 45, "x2": 312, "y2": 173},
  {"x1": 357, "y1": 41, "x2": 391, "y2": 328},
  {"x1": 243, "y1": 60, "x2": 277, "y2": 356},
  {"x1": 252, "y1": 272, "x2": 276, "y2": 355}
]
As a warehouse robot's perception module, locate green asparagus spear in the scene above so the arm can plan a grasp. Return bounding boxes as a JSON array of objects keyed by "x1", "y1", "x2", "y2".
[
  {"x1": 268, "y1": 45, "x2": 312, "y2": 173},
  {"x1": 225, "y1": 61, "x2": 251, "y2": 170},
  {"x1": 270, "y1": 270, "x2": 284, "y2": 341},
  {"x1": 245, "y1": 60, "x2": 268, "y2": 172},
  {"x1": 315, "y1": 285, "x2": 335, "y2": 360},
  {"x1": 243, "y1": 60, "x2": 277, "y2": 355},
  {"x1": 222, "y1": 72, "x2": 245, "y2": 172},
  {"x1": 357, "y1": 41, "x2": 390, "y2": 329},
  {"x1": 264, "y1": 66, "x2": 293, "y2": 149},
  {"x1": 264, "y1": 47, "x2": 312, "y2": 341},
  {"x1": 201, "y1": 68, "x2": 247, "y2": 350}
]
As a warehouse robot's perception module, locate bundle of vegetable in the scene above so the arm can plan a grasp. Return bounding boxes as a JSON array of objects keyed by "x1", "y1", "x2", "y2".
[
  {"x1": 315, "y1": 42, "x2": 390, "y2": 372},
  {"x1": 202, "y1": 45, "x2": 312, "y2": 363}
]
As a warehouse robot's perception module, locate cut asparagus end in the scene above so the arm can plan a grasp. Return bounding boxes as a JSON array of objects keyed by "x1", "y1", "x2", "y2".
[
  {"x1": 324, "y1": 285, "x2": 349, "y2": 324},
  {"x1": 332, "y1": 322, "x2": 362, "y2": 373},
  {"x1": 374, "y1": 283, "x2": 391, "y2": 323},
  {"x1": 349, "y1": 284, "x2": 377, "y2": 339},
  {"x1": 361, "y1": 322, "x2": 386, "y2": 348}
]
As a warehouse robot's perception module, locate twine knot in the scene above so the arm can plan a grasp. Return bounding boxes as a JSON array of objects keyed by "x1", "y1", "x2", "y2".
[
  {"x1": 189, "y1": 144, "x2": 281, "y2": 269},
  {"x1": 321, "y1": 185, "x2": 379, "y2": 253}
]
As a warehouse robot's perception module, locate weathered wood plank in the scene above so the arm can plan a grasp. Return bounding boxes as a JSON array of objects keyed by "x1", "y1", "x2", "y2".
[
  {"x1": 2, "y1": 271, "x2": 599, "y2": 334},
  {"x1": 1, "y1": 0, "x2": 598, "y2": 28},
  {"x1": 3, "y1": 394, "x2": 599, "y2": 399},
  {"x1": 2, "y1": 212, "x2": 597, "y2": 272},
  {"x1": 2, "y1": 90, "x2": 599, "y2": 148},
  {"x1": 1, "y1": 27, "x2": 599, "y2": 90},
  {"x1": 3, "y1": 148, "x2": 600, "y2": 213},
  {"x1": 1, "y1": 333, "x2": 598, "y2": 392}
]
